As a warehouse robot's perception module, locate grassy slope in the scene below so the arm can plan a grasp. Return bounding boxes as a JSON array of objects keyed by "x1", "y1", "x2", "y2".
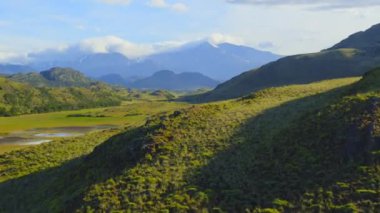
[
  {"x1": 1, "y1": 76, "x2": 373, "y2": 212},
  {"x1": 0, "y1": 145, "x2": 25, "y2": 155}
]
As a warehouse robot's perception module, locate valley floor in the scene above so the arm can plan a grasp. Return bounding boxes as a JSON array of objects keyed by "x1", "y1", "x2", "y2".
[{"x1": 0, "y1": 100, "x2": 188, "y2": 154}]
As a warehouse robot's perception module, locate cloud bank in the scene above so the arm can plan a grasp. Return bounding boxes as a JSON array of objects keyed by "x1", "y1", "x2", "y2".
[
  {"x1": 79, "y1": 36, "x2": 154, "y2": 58},
  {"x1": 208, "y1": 33, "x2": 244, "y2": 46},
  {"x1": 226, "y1": 0, "x2": 380, "y2": 9},
  {"x1": 20, "y1": 33, "x2": 245, "y2": 64}
]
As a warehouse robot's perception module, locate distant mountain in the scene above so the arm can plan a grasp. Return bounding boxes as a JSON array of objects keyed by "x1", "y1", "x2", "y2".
[
  {"x1": 97, "y1": 73, "x2": 126, "y2": 86},
  {"x1": 8, "y1": 67, "x2": 95, "y2": 87},
  {"x1": 187, "y1": 23, "x2": 380, "y2": 102},
  {"x1": 0, "y1": 64, "x2": 34, "y2": 74},
  {"x1": 128, "y1": 70, "x2": 219, "y2": 91},
  {"x1": 146, "y1": 42, "x2": 282, "y2": 80},
  {"x1": 25, "y1": 42, "x2": 281, "y2": 80},
  {"x1": 29, "y1": 52, "x2": 133, "y2": 77}
]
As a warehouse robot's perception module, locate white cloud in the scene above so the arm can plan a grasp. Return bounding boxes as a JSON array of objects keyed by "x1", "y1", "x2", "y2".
[
  {"x1": 226, "y1": 0, "x2": 380, "y2": 9},
  {"x1": 0, "y1": 52, "x2": 28, "y2": 64},
  {"x1": 98, "y1": 0, "x2": 132, "y2": 5},
  {"x1": 6, "y1": 33, "x2": 247, "y2": 64},
  {"x1": 149, "y1": 0, "x2": 166, "y2": 7},
  {"x1": 171, "y1": 3, "x2": 188, "y2": 12},
  {"x1": 148, "y1": 0, "x2": 189, "y2": 12},
  {"x1": 78, "y1": 36, "x2": 155, "y2": 58},
  {"x1": 220, "y1": 2, "x2": 380, "y2": 55},
  {"x1": 208, "y1": 33, "x2": 244, "y2": 45},
  {"x1": 27, "y1": 36, "x2": 190, "y2": 61}
]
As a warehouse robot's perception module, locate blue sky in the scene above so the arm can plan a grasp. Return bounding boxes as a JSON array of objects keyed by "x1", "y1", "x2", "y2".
[{"x1": 1, "y1": 0, "x2": 380, "y2": 62}]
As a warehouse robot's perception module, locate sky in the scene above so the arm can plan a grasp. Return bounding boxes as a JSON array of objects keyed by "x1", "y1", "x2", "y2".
[{"x1": 1, "y1": 0, "x2": 380, "y2": 62}]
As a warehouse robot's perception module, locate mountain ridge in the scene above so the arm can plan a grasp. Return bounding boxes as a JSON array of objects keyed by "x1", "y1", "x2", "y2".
[
  {"x1": 128, "y1": 70, "x2": 219, "y2": 91},
  {"x1": 2, "y1": 42, "x2": 281, "y2": 80},
  {"x1": 187, "y1": 23, "x2": 380, "y2": 102}
]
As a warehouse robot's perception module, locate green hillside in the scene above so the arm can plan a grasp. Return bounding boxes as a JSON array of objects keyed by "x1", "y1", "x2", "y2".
[
  {"x1": 186, "y1": 23, "x2": 380, "y2": 102},
  {"x1": 0, "y1": 72, "x2": 181, "y2": 116},
  {"x1": 8, "y1": 67, "x2": 95, "y2": 87},
  {"x1": 0, "y1": 77, "x2": 125, "y2": 116},
  {"x1": 2, "y1": 68, "x2": 380, "y2": 212}
]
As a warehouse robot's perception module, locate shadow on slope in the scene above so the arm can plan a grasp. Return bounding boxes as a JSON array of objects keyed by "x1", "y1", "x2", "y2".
[
  {"x1": 184, "y1": 73, "x2": 380, "y2": 211},
  {"x1": 2, "y1": 74, "x2": 379, "y2": 212}
]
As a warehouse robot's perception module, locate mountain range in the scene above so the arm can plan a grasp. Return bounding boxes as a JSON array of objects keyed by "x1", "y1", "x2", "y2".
[
  {"x1": 8, "y1": 67, "x2": 219, "y2": 91},
  {"x1": 188, "y1": 23, "x2": 380, "y2": 102},
  {"x1": 0, "y1": 64, "x2": 34, "y2": 74},
  {"x1": 1, "y1": 42, "x2": 281, "y2": 81},
  {"x1": 99, "y1": 70, "x2": 219, "y2": 91}
]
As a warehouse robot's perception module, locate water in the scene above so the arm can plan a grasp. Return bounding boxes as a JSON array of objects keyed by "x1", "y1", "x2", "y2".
[
  {"x1": 35, "y1": 133, "x2": 77, "y2": 138},
  {"x1": 0, "y1": 125, "x2": 116, "y2": 146},
  {"x1": 22, "y1": 140, "x2": 52, "y2": 145}
]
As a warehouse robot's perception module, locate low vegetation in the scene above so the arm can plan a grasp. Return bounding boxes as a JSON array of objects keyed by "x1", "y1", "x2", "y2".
[{"x1": 3, "y1": 70, "x2": 379, "y2": 211}]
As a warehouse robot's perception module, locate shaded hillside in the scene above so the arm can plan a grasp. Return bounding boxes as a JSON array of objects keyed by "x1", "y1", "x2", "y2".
[
  {"x1": 188, "y1": 23, "x2": 380, "y2": 102},
  {"x1": 97, "y1": 73, "x2": 127, "y2": 86},
  {"x1": 329, "y1": 23, "x2": 380, "y2": 53},
  {"x1": 8, "y1": 67, "x2": 95, "y2": 87},
  {"x1": 2, "y1": 69, "x2": 380, "y2": 211},
  {"x1": 129, "y1": 70, "x2": 219, "y2": 91}
]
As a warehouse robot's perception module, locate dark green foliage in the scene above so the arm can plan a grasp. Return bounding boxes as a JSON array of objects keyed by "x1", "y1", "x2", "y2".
[
  {"x1": 1, "y1": 70, "x2": 380, "y2": 212},
  {"x1": 9, "y1": 67, "x2": 95, "y2": 87},
  {"x1": 0, "y1": 77, "x2": 125, "y2": 116}
]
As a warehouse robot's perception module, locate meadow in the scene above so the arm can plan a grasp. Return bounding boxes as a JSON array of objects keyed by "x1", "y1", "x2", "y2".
[{"x1": 0, "y1": 100, "x2": 189, "y2": 154}]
